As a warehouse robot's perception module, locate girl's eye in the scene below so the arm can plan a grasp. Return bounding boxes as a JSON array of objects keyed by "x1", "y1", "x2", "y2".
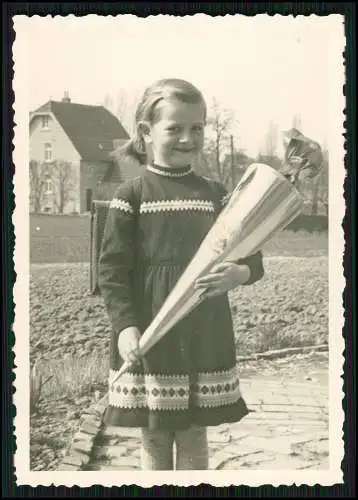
[
  {"x1": 193, "y1": 125, "x2": 204, "y2": 133},
  {"x1": 167, "y1": 126, "x2": 181, "y2": 133}
]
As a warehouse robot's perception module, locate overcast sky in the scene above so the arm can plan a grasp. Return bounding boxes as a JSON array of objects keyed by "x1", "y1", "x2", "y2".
[{"x1": 15, "y1": 14, "x2": 344, "y2": 157}]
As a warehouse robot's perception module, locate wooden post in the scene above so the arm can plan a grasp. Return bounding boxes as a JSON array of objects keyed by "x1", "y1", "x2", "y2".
[
  {"x1": 311, "y1": 174, "x2": 320, "y2": 215},
  {"x1": 89, "y1": 200, "x2": 111, "y2": 295},
  {"x1": 89, "y1": 201, "x2": 97, "y2": 294}
]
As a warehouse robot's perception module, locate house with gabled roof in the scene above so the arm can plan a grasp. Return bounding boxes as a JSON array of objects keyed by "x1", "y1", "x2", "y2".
[{"x1": 29, "y1": 91, "x2": 142, "y2": 214}]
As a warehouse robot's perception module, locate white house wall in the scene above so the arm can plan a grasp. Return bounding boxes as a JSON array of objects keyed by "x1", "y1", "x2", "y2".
[
  {"x1": 30, "y1": 113, "x2": 81, "y2": 164},
  {"x1": 30, "y1": 113, "x2": 81, "y2": 213}
]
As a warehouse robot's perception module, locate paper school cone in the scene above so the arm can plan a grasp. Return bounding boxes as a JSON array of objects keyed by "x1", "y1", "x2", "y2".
[{"x1": 111, "y1": 162, "x2": 305, "y2": 382}]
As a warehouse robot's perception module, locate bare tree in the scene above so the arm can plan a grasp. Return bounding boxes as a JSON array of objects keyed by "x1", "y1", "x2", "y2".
[
  {"x1": 29, "y1": 160, "x2": 47, "y2": 213},
  {"x1": 310, "y1": 147, "x2": 328, "y2": 216},
  {"x1": 295, "y1": 131, "x2": 326, "y2": 216},
  {"x1": 292, "y1": 114, "x2": 302, "y2": 130},
  {"x1": 311, "y1": 143, "x2": 328, "y2": 216},
  {"x1": 115, "y1": 89, "x2": 135, "y2": 134},
  {"x1": 319, "y1": 148, "x2": 329, "y2": 215},
  {"x1": 311, "y1": 175, "x2": 321, "y2": 215},
  {"x1": 264, "y1": 120, "x2": 279, "y2": 158},
  {"x1": 102, "y1": 89, "x2": 139, "y2": 135},
  {"x1": 257, "y1": 120, "x2": 282, "y2": 170},
  {"x1": 51, "y1": 160, "x2": 76, "y2": 213},
  {"x1": 103, "y1": 93, "x2": 114, "y2": 113},
  {"x1": 222, "y1": 148, "x2": 254, "y2": 187},
  {"x1": 202, "y1": 98, "x2": 236, "y2": 187}
]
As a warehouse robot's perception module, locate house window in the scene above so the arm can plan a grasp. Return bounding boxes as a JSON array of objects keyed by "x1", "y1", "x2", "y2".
[
  {"x1": 41, "y1": 116, "x2": 49, "y2": 129},
  {"x1": 86, "y1": 189, "x2": 93, "y2": 212},
  {"x1": 44, "y1": 143, "x2": 53, "y2": 162},
  {"x1": 44, "y1": 179, "x2": 53, "y2": 194}
]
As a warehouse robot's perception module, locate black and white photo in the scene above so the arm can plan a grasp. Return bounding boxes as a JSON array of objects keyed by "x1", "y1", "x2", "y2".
[{"x1": 12, "y1": 13, "x2": 345, "y2": 487}]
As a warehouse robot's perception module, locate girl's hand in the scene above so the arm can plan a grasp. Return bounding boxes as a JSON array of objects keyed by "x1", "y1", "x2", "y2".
[
  {"x1": 194, "y1": 262, "x2": 250, "y2": 300},
  {"x1": 117, "y1": 326, "x2": 141, "y2": 364}
]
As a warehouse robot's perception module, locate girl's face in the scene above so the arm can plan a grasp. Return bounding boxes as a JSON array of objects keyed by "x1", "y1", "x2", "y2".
[{"x1": 141, "y1": 98, "x2": 206, "y2": 168}]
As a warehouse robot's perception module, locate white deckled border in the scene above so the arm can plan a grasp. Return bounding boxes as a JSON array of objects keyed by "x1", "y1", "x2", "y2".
[{"x1": 12, "y1": 13, "x2": 345, "y2": 489}]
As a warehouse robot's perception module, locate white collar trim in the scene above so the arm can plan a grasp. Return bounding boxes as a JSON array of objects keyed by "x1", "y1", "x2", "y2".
[{"x1": 147, "y1": 164, "x2": 193, "y2": 178}]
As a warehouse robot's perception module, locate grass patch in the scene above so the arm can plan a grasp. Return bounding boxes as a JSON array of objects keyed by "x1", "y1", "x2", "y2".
[
  {"x1": 31, "y1": 236, "x2": 91, "y2": 264},
  {"x1": 36, "y1": 354, "x2": 108, "y2": 403}
]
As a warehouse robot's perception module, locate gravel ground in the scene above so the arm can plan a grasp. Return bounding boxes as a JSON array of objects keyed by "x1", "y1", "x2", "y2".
[
  {"x1": 30, "y1": 350, "x2": 329, "y2": 471},
  {"x1": 29, "y1": 257, "x2": 328, "y2": 471},
  {"x1": 30, "y1": 258, "x2": 328, "y2": 364}
]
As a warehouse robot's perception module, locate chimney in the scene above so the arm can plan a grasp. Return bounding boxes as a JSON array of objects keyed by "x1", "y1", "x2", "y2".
[{"x1": 62, "y1": 91, "x2": 71, "y2": 103}]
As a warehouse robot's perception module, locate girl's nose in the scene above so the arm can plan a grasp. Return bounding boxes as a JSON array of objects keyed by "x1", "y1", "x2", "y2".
[{"x1": 179, "y1": 131, "x2": 193, "y2": 143}]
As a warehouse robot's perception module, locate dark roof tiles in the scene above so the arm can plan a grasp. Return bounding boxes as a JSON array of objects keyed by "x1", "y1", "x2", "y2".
[{"x1": 32, "y1": 100, "x2": 129, "y2": 161}]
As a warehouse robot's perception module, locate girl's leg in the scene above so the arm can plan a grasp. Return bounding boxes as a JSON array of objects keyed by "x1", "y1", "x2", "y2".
[
  {"x1": 140, "y1": 428, "x2": 175, "y2": 470},
  {"x1": 174, "y1": 425, "x2": 209, "y2": 470}
]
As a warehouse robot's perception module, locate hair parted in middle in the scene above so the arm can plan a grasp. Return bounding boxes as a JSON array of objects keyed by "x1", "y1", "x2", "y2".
[{"x1": 119, "y1": 78, "x2": 207, "y2": 165}]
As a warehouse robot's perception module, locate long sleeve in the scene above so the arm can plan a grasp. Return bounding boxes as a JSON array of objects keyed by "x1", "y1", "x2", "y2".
[
  {"x1": 98, "y1": 180, "x2": 139, "y2": 335},
  {"x1": 212, "y1": 179, "x2": 265, "y2": 286}
]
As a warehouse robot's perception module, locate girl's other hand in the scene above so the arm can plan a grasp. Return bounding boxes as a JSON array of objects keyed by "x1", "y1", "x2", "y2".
[
  {"x1": 117, "y1": 326, "x2": 141, "y2": 364},
  {"x1": 194, "y1": 262, "x2": 250, "y2": 300}
]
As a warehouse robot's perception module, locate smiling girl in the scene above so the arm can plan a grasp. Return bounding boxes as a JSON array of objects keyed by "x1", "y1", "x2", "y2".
[{"x1": 98, "y1": 78, "x2": 265, "y2": 470}]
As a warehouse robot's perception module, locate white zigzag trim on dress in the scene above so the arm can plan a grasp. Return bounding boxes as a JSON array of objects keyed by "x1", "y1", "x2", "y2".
[
  {"x1": 147, "y1": 164, "x2": 193, "y2": 177},
  {"x1": 140, "y1": 200, "x2": 215, "y2": 214},
  {"x1": 109, "y1": 198, "x2": 134, "y2": 213}
]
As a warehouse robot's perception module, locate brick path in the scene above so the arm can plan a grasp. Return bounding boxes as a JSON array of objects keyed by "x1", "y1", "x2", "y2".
[{"x1": 82, "y1": 376, "x2": 329, "y2": 471}]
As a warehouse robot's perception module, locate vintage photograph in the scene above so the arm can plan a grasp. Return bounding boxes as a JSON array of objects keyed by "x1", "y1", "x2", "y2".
[{"x1": 13, "y1": 13, "x2": 345, "y2": 486}]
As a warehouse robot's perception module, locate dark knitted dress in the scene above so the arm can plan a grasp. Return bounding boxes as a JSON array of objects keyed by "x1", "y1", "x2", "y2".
[{"x1": 98, "y1": 163, "x2": 265, "y2": 431}]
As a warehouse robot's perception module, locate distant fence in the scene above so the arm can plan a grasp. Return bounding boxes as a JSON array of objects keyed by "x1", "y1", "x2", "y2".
[
  {"x1": 30, "y1": 203, "x2": 328, "y2": 292},
  {"x1": 286, "y1": 214, "x2": 328, "y2": 233},
  {"x1": 31, "y1": 202, "x2": 111, "y2": 294},
  {"x1": 88, "y1": 201, "x2": 328, "y2": 295}
]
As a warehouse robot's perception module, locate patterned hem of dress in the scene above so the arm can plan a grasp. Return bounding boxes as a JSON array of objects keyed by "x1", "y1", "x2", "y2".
[
  {"x1": 108, "y1": 366, "x2": 244, "y2": 412},
  {"x1": 103, "y1": 398, "x2": 250, "y2": 430}
]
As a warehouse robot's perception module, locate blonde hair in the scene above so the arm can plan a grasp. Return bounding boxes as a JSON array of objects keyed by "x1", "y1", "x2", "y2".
[{"x1": 120, "y1": 79, "x2": 207, "y2": 165}]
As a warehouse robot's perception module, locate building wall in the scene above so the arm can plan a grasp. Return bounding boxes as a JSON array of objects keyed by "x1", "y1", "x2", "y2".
[
  {"x1": 30, "y1": 114, "x2": 81, "y2": 164},
  {"x1": 29, "y1": 114, "x2": 81, "y2": 213},
  {"x1": 80, "y1": 161, "x2": 111, "y2": 212},
  {"x1": 97, "y1": 181, "x2": 122, "y2": 202}
]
